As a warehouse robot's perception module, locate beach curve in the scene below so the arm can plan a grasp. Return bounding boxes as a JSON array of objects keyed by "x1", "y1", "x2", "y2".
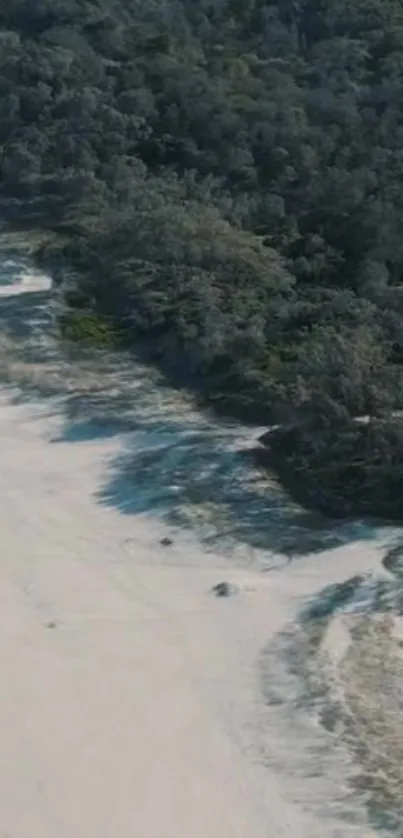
[{"x1": 0, "y1": 255, "x2": 386, "y2": 838}]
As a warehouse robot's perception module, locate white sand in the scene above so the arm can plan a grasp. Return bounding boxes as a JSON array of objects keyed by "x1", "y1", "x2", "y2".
[
  {"x1": 0, "y1": 268, "x2": 386, "y2": 837},
  {"x1": 0, "y1": 265, "x2": 51, "y2": 296}
]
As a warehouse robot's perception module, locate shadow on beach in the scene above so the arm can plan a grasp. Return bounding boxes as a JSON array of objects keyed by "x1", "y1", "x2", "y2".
[{"x1": 0, "y1": 261, "x2": 382, "y2": 564}]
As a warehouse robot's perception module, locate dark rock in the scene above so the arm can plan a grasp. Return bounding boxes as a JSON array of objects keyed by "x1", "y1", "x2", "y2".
[
  {"x1": 46, "y1": 621, "x2": 58, "y2": 629},
  {"x1": 211, "y1": 581, "x2": 238, "y2": 598},
  {"x1": 160, "y1": 536, "x2": 174, "y2": 547}
]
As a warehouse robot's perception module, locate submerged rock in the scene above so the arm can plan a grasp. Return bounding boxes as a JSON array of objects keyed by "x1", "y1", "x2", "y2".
[{"x1": 160, "y1": 536, "x2": 174, "y2": 547}]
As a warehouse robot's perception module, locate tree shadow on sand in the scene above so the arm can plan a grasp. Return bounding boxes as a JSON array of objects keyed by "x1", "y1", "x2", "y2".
[
  {"x1": 94, "y1": 424, "x2": 377, "y2": 562},
  {"x1": 0, "y1": 289, "x2": 50, "y2": 339},
  {"x1": 0, "y1": 268, "x2": 381, "y2": 563}
]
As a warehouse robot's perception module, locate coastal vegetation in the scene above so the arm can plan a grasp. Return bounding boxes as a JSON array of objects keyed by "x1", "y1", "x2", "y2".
[{"x1": 2, "y1": 0, "x2": 403, "y2": 517}]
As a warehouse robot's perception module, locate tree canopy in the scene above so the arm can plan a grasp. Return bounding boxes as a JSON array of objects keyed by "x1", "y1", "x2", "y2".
[{"x1": 3, "y1": 0, "x2": 403, "y2": 517}]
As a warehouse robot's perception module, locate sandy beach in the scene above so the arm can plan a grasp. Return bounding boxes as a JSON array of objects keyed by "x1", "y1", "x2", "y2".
[{"x1": 0, "y1": 261, "x2": 389, "y2": 837}]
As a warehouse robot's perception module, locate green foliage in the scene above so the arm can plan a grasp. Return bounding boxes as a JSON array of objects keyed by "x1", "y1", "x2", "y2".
[
  {"x1": 263, "y1": 410, "x2": 403, "y2": 521},
  {"x1": 59, "y1": 311, "x2": 119, "y2": 346},
  {"x1": 3, "y1": 0, "x2": 403, "y2": 515}
]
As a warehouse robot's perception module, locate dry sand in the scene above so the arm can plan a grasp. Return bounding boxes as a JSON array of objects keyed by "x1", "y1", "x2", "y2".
[{"x1": 0, "y1": 265, "x2": 387, "y2": 837}]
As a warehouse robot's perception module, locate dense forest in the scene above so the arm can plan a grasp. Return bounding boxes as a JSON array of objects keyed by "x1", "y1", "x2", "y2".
[{"x1": 2, "y1": 0, "x2": 403, "y2": 518}]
